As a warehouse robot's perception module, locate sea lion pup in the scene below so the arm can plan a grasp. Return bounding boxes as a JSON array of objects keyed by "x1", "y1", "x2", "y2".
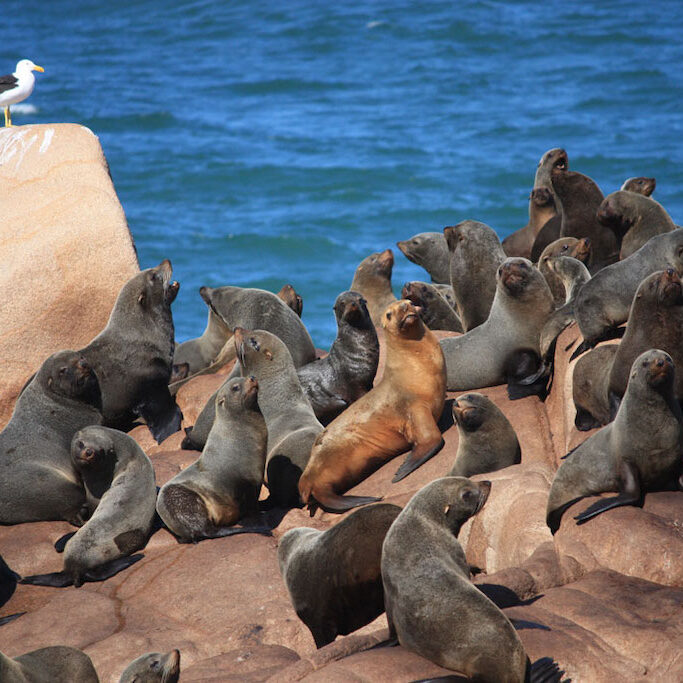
[
  {"x1": 447, "y1": 394, "x2": 520, "y2": 477},
  {"x1": 621, "y1": 176, "x2": 656, "y2": 196},
  {"x1": 156, "y1": 377, "x2": 269, "y2": 542},
  {"x1": 503, "y1": 148, "x2": 568, "y2": 258},
  {"x1": 606, "y1": 269, "x2": 683, "y2": 417},
  {"x1": 277, "y1": 283, "x2": 304, "y2": 317},
  {"x1": 573, "y1": 228, "x2": 683, "y2": 353},
  {"x1": 537, "y1": 255, "x2": 592, "y2": 367},
  {"x1": 350, "y1": 249, "x2": 397, "y2": 326},
  {"x1": 235, "y1": 328, "x2": 323, "y2": 508},
  {"x1": 440, "y1": 258, "x2": 554, "y2": 396},
  {"x1": 402, "y1": 281, "x2": 463, "y2": 332},
  {"x1": 572, "y1": 345, "x2": 619, "y2": 431},
  {"x1": 537, "y1": 236, "x2": 591, "y2": 306},
  {"x1": 80, "y1": 259, "x2": 181, "y2": 443},
  {"x1": 0, "y1": 351, "x2": 102, "y2": 526},
  {"x1": 445, "y1": 220, "x2": 506, "y2": 331},
  {"x1": 0, "y1": 646, "x2": 99, "y2": 683},
  {"x1": 118, "y1": 649, "x2": 181, "y2": 683},
  {"x1": 396, "y1": 232, "x2": 451, "y2": 284},
  {"x1": 299, "y1": 300, "x2": 446, "y2": 513},
  {"x1": 297, "y1": 291, "x2": 379, "y2": 425},
  {"x1": 21, "y1": 426, "x2": 156, "y2": 588},
  {"x1": 597, "y1": 190, "x2": 675, "y2": 260},
  {"x1": 278, "y1": 503, "x2": 402, "y2": 648},
  {"x1": 383, "y1": 477, "x2": 563, "y2": 683},
  {"x1": 548, "y1": 349, "x2": 683, "y2": 534},
  {"x1": 550, "y1": 165, "x2": 617, "y2": 272}
]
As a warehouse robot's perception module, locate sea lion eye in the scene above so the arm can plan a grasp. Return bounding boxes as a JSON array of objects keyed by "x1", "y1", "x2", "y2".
[
  {"x1": 386, "y1": 312, "x2": 392, "y2": 320},
  {"x1": 461, "y1": 488, "x2": 476, "y2": 502},
  {"x1": 231, "y1": 384, "x2": 240, "y2": 392},
  {"x1": 412, "y1": 239, "x2": 419, "y2": 245},
  {"x1": 59, "y1": 367, "x2": 67, "y2": 375}
]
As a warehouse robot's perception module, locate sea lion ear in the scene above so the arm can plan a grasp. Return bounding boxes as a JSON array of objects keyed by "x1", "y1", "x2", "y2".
[
  {"x1": 265, "y1": 350, "x2": 274, "y2": 361},
  {"x1": 138, "y1": 292, "x2": 146, "y2": 305},
  {"x1": 47, "y1": 376, "x2": 53, "y2": 387},
  {"x1": 443, "y1": 504, "x2": 450, "y2": 515}
]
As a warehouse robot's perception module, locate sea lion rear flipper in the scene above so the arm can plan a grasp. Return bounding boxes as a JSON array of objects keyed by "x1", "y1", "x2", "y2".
[
  {"x1": 529, "y1": 656, "x2": 568, "y2": 683},
  {"x1": 392, "y1": 436, "x2": 445, "y2": 483},
  {"x1": 205, "y1": 525, "x2": 273, "y2": 539},
  {"x1": 574, "y1": 407, "x2": 603, "y2": 432},
  {"x1": 0, "y1": 612, "x2": 25, "y2": 627},
  {"x1": 569, "y1": 339, "x2": 594, "y2": 361},
  {"x1": 54, "y1": 531, "x2": 77, "y2": 553},
  {"x1": 20, "y1": 571, "x2": 74, "y2": 588},
  {"x1": 574, "y1": 461, "x2": 642, "y2": 525},
  {"x1": 310, "y1": 493, "x2": 382, "y2": 514},
  {"x1": 504, "y1": 350, "x2": 549, "y2": 401}
]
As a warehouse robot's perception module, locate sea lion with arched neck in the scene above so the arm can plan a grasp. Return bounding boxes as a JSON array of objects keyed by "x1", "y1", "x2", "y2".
[
  {"x1": 548, "y1": 349, "x2": 683, "y2": 534},
  {"x1": 297, "y1": 291, "x2": 379, "y2": 425},
  {"x1": 21, "y1": 426, "x2": 156, "y2": 588},
  {"x1": 157, "y1": 377, "x2": 269, "y2": 541},
  {"x1": 445, "y1": 220, "x2": 506, "y2": 331},
  {"x1": 401, "y1": 281, "x2": 463, "y2": 332},
  {"x1": 298, "y1": 299, "x2": 446, "y2": 513},
  {"x1": 0, "y1": 351, "x2": 102, "y2": 526},
  {"x1": 397, "y1": 232, "x2": 451, "y2": 284},
  {"x1": 537, "y1": 236, "x2": 591, "y2": 306},
  {"x1": 350, "y1": 249, "x2": 397, "y2": 326},
  {"x1": 80, "y1": 260, "x2": 182, "y2": 443},
  {"x1": 597, "y1": 190, "x2": 675, "y2": 260}
]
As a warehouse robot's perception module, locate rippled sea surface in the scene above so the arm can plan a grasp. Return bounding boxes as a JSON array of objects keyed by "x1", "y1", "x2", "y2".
[{"x1": 5, "y1": 1, "x2": 683, "y2": 347}]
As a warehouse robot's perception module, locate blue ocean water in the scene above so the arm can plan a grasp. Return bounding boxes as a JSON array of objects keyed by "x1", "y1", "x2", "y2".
[{"x1": 4, "y1": 1, "x2": 683, "y2": 348}]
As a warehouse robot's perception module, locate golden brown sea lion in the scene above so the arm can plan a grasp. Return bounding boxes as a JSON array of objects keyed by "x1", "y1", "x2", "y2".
[{"x1": 298, "y1": 299, "x2": 446, "y2": 513}]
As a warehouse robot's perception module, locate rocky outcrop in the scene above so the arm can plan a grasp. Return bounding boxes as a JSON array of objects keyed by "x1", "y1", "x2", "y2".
[{"x1": 0, "y1": 124, "x2": 138, "y2": 428}]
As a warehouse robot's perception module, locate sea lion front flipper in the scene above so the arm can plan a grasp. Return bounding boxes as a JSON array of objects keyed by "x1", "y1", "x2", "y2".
[
  {"x1": 574, "y1": 461, "x2": 642, "y2": 525},
  {"x1": 54, "y1": 531, "x2": 77, "y2": 553},
  {"x1": 529, "y1": 656, "x2": 568, "y2": 683},
  {"x1": 309, "y1": 493, "x2": 382, "y2": 514},
  {"x1": 504, "y1": 349, "x2": 549, "y2": 401},
  {"x1": 205, "y1": 525, "x2": 273, "y2": 539},
  {"x1": 392, "y1": 436, "x2": 445, "y2": 483},
  {"x1": 0, "y1": 612, "x2": 25, "y2": 627},
  {"x1": 574, "y1": 407, "x2": 603, "y2": 432},
  {"x1": 392, "y1": 410, "x2": 445, "y2": 483},
  {"x1": 136, "y1": 388, "x2": 183, "y2": 444},
  {"x1": 81, "y1": 554, "x2": 145, "y2": 584}
]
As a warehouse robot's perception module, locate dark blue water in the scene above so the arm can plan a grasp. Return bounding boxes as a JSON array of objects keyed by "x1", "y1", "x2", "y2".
[{"x1": 5, "y1": 1, "x2": 683, "y2": 347}]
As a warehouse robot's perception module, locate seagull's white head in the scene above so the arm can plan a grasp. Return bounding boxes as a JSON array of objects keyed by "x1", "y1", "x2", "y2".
[{"x1": 15, "y1": 59, "x2": 44, "y2": 74}]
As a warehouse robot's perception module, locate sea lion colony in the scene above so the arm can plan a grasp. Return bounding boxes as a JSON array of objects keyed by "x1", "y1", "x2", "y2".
[{"x1": 1, "y1": 148, "x2": 682, "y2": 681}]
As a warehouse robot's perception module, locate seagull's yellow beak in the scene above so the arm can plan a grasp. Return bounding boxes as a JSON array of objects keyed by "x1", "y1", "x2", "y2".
[{"x1": 33, "y1": 65, "x2": 45, "y2": 73}]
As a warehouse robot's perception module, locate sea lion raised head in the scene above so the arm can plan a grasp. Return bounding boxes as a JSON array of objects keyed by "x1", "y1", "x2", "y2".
[
  {"x1": 382, "y1": 298, "x2": 423, "y2": 339},
  {"x1": 133, "y1": 260, "x2": 179, "y2": 312},
  {"x1": 118, "y1": 649, "x2": 181, "y2": 683},
  {"x1": 350, "y1": 249, "x2": 396, "y2": 326},
  {"x1": 536, "y1": 147, "x2": 568, "y2": 179},
  {"x1": 497, "y1": 258, "x2": 540, "y2": 301},
  {"x1": 621, "y1": 176, "x2": 656, "y2": 196},
  {"x1": 218, "y1": 375, "x2": 260, "y2": 413},
  {"x1": 334, "y1": 290, "x2": 371, "y2": 328},
  {"x1": 277, "y1": 284, "x2": 303, "y2": 317},
  {"x1": 396, "y1": 232, "x2": 450, "y2": 284}
]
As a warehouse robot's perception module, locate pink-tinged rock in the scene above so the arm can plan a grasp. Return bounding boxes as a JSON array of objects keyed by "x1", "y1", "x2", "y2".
[
  {"x1": 182, "y1": 645, "x2": 300, "y2": 681},
  {"x1": 553, "y1": 492, "x2": 683, "y2": 587},
  {"x1": 0, "y1": 124, "x2": 139, "y2": 429},
  {"x1": 175, "y1": 368, "x2": 235, "y2": 426}
]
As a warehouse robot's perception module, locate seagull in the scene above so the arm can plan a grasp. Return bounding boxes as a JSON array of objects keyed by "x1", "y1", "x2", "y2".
[{"x1": 0, "y1": 59, "x2": 45, "y2": 127}]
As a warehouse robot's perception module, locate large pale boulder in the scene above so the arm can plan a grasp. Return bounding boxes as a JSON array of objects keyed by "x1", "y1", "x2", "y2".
[{"x1": 0, "y1": 123, "x2": 138, "y2": 428}]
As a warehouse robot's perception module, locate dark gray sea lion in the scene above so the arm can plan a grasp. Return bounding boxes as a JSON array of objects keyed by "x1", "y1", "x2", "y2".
[
  {"x1": 621, "y1": 176, "x2": 656, "y2": 196},
  {"x1": 0, "y1": 351, "x2": 102, "y2": 526},
  {"x1": 0, "y1": 646, "x2": 99, "y2": 683},
  {"x1": 503, "y1": 148, "x2": 568, "y2": 258},
  {"x1": 573, "y1": 228, "x2": 683, "y2": 353},
  {"x1": 401, "y1": 281, "x2": 463, "y2": 332},
  {"x1": 572, "y1": 344, "x2": 619, "y2": 431},
  {"x1": 180, "y1": 285, "x2": 316, "y2": 449},
  {"x1": 0, "y1": 555, "x2": 22, "y2": 627},
  {"x1": 440, "y1": 259, "x2": 554, "y2": 396},
  {"x1": 277, "y1": 283, "x2": 304, "y2": 317},
  {"x1": 21, "y1": 426, "x2": 156, "y2": 587},
  {"x1": 299, "y1": 300, "x2": 446, "y2": 513},
  {"x1": 350, "y1": 249, "x2": 397, "y2": 326},
  {"x1": 156, "y1": 377, "x2": 269, "y2": 542},
  {"x1": 235, "y1": 328, "x2": 323, "y2": 508},
  {"x1": 548, "y1": 349, "x2": 683, "y2": 534},
  {"x1": 382, "y1": 477, "x2": 562, "y2": 682},
  {"x1": 80, "y1": 260, "x2": 181, "y2": 443},
  {"x1": 444, "y1": 220, "x2": 506, "y2": 331},
  {"x1": 597, "y1": 190, "x2": 675, "y2": 260},
  {"x1": 278, "y1": 503, "x2": 402, "y2": 648},
  {"x1": 551, "y1": 166, "x2": 617, "y2": 272},
  {"x1": 432, "y1": 283, "x2": 457, "y2": 307},
  {"x1": 397, "y1": 232, "x2": 451, "y2": 284},
  {"x1": 118, "y1": 649, "x2": 181, "y2": 683},
  {"x1": 447, "y1": 394, "x2": 520, "y2": 477},
  {"x1": 297, "y1": 291, "x2": 379, "y2": 425},
  {"x1": 537, "y1": 236, "x2": 591, "y2": 306}
]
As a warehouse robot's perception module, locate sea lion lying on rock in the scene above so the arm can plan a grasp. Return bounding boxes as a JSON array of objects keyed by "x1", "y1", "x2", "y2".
[
  {"x1": 0, "y1": 646, "x2": 99, "y2": 683},
  {"x1": 548, "y1": 349, "x2": 683, "y2": 534},
  {"x1": 118, "y1": 649, "x2": 181, "y2": 683},
  {"x1": 299, "y1": 299, "x2": 446, "y2": 513}
]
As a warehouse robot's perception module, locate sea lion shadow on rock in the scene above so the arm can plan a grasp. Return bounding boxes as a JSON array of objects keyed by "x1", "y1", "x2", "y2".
[{"x1": 475, "y1": 583, "x2": 543, "y2": 610}]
